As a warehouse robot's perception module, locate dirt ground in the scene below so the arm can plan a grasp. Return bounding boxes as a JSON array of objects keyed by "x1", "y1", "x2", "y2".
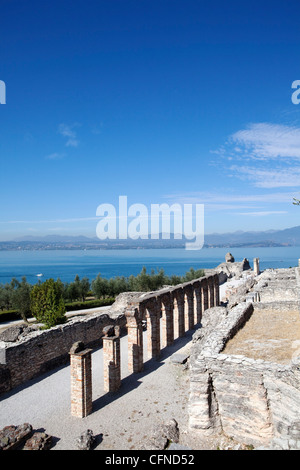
[{"x1": 223, "y1": 306, "x2": 300, "y2": 364}]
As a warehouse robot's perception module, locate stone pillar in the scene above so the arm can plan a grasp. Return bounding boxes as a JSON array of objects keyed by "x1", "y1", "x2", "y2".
[
  {"x1": 173, "y1": 289, "x2": 185, "y2": 338},
  {"x1": 146, "y1": 299, "x2": 160, "y2": 360},
  {"x1": 184, "y1": 286, "x2": 194, "y2": 331},
  {"x1": 253, "y1": 258, "x2": 260, "y2": 276},
  {"x1": 103, "y1": 326, "x2": 121, "y2": 393},
  {"x1": 201, "y1": 278, "x2": 208, "y2": 312},
  {"x1": 126, "y1": 304, "x2": 143, "y2": 374},
  {"x1": 161, "y1": 293, "x2": 174, "y2": 348},
  {"x1": 70, "y1": 342, "x2": 93, "y2": 418},
  {"x1": 213, "y1": 274, "x2": 220, "y2": 307},
  {"x1": 193, "y1": 281, "x2": 202, "y2": 324},
  {"x1": 208, "y1": 276, "x2": 215, "y2": 308}
]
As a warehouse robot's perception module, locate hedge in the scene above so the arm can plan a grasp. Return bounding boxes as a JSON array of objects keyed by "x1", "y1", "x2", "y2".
[{"x1": 0, "y1": 298, "x2": 115, "y2": 324}]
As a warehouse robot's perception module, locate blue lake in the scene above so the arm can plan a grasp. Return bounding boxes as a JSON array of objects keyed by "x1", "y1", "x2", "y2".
[{"x1": 0, "y1": 246, "x2": 299, "y2": 285}]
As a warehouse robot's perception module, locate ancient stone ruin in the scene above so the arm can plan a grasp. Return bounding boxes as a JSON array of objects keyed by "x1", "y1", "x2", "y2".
[
  {"x1": 68, "y1": 273, "x2": 220, "y2": 418},
  {"x1": 1, "y1": 254, "x2": 300, "y2": 450},
  {"x1": 189, "y1": 264, "x2": 300, "y2": 450}
]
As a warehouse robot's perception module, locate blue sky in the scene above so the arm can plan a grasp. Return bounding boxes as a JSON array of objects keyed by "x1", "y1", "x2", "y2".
[{"x1": 1, "y1": 0, "x2": 300, "y2": 241}]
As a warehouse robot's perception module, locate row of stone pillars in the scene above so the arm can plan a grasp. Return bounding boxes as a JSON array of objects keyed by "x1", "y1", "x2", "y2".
[
  {"x1": 69, "y1": 273, "x2": 219, "y2": 418},
  {"x1": 126, "y1": 273, "x2": 219, "y2": 374}
]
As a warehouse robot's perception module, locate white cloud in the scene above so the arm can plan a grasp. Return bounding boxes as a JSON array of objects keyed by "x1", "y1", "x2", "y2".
[
  {"x1": 164, "y1": 190, "x2": 296, "y2": 205},
  {"x1": 236, "y1": 211, "x2": 288, "y2": 217},
  {"x1": 229, "y1": 165, "x2": 300, "y2": 188},
  {"x1": 0, "y1": 216, "x2": 98, "y2": 225},
  {"x1": 213, "y1": 122, "x2": 300, "y2": 189},
  {"x1": 45, "y1": 152, "x2": 65, "y2": 160},
  {"x1": 58, "y1": 123, "x2": 80, "y2": 147},
  {"x1": 230, "y1": 123, "x2": 300, "y2": 160}
]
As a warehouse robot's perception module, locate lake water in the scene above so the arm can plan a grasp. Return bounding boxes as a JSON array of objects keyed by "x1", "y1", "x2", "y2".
[{"x1": 0, "y1": 246, "x2": 299, "y2": 285}]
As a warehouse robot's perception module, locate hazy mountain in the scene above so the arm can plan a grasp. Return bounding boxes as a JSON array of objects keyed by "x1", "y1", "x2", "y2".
[
  {"x1": 4, "y1": 225, "x2": 300, "y2": 249},
  {"x1": 204, "y1": 225, "x2": 300, "y2": 246},
  {"x1": 12, "y1": 235, "x2": 96, "y2": 243}
]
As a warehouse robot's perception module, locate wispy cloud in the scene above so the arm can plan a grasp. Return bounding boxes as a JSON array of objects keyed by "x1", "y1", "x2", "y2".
[
  {"x1": 0, "y1": 216, "x2": 98, "y2": 225},
  {"x1": 45, "y1": 152, "x2": 66, "y2": 160},
  {"x1": 162, "y1": 189, "x2": 298, "y2": 222},
  {"x1": 229, "y1": 123, "x2": 300, "y2": 160},
  {"x1": 58, "y1": 123, "x2": 80, "y2": 147},
  {"x1": 164, "y1": 190, "x2": 296, "y2": 205},
  {"x1": 213, "y1": 122, "x2": 300, "y2": 189},
  {"x1": 236, "y1": 211, "x2": 288, "y2": 217},
  {"x1": 229, "y1": 165, "x2": 300, "y2": 188}
]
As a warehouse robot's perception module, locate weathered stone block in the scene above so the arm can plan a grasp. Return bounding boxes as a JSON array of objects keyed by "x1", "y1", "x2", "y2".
[{"x1": 0, "y1": 423, "x2": 33, "y2": 450}]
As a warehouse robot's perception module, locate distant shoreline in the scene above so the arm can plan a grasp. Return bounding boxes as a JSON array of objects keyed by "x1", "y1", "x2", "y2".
[{"x1": 0, "y1": 242, "x2": 294, "y2": 251}]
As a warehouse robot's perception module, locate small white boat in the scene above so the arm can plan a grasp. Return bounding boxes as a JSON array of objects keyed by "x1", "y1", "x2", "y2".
[{"x1": 36, "y1": 273, "x2": 43, "y2": 277}]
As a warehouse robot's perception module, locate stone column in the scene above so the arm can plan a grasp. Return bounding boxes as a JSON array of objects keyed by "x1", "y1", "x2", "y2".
[
  {"x1": 70, "y1": 342, "x2": 93, "y2": 418},
  {"x1": 161, "y1": 293, "x2": 174, "y2": 348},
  {"x1": 126, "y1": 304, "x2": 143, "y2": 374},
  {"x1": 173, "y1": 289, "x2": 185, "y2": 338},
  {"x1": 193, "y1": 281, "x2": 202, "y2": 324},
  {"x1": 103, "y1": 326, "x2": 121, "y2": 393},
  {"x1": 213, "y1": 274, "x2": 220, "y2": 307},
  {"x1": 208, "y1": 276, "x2": 215, "y2": 308},
  {"x1": 201, "y1": 278, "x2": 208, "y2": 312},
  {"x1": 146, "y1": 299, "x2": 160, "y2": 360},
  {"x1": 253, "y1": 258, "x2": 260, "y2": 276},
  {"x1": 184, "y1": 286, "x2": 194, "y2": 331}
]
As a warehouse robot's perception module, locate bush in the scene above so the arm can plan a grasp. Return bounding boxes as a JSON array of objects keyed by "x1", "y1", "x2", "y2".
[
  {"x1": 30, "y1": 278, "x2": 66, "y2": 329},
  {"x1": 11, "y1": 277, "x2": 32, "y2": 322}
]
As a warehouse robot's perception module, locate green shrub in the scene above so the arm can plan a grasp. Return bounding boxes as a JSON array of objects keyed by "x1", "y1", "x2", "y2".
[{"x1": 30, "y1": 278, "x2": 66, "y2": 329}]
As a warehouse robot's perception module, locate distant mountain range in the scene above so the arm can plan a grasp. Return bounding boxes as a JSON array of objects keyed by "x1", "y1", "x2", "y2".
[{"x1": 1, "y1": 225, "x2": 300, "y2": 250}]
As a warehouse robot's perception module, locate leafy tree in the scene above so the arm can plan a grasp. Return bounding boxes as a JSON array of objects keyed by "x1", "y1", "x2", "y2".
[
  {"x1": 66, "y1": 282, "x2": 80, "y2": 302},
  {"x1": 181, "y1": 268, "x2": 205, "y2": 282},
  {"x1": 92, "y1": 274, "x2": 110, "y2": 299},
  {"x1": 0, "y1": 283, "x2": 14, "y2": 311},
  {"x1": 78, "y1": 276, "x2": 90, "y2": 301},
  {"x1": 169, "y1": 274, "x2": 182, "y2": 285},
  {"x1": 11, "y1": 276, "x2": 32, "y2": 323},
  {"x1": 30, "y1": 278, "x2": 66, "y2": 329}
]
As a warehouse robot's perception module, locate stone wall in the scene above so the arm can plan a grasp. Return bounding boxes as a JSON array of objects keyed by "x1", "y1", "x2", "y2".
[
  {"x1": 0, "y1": 311, "x2": 126, "y2": 395},
  {"x1": 189, "y1": 268, "x2": 300, "y2": 450}
]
